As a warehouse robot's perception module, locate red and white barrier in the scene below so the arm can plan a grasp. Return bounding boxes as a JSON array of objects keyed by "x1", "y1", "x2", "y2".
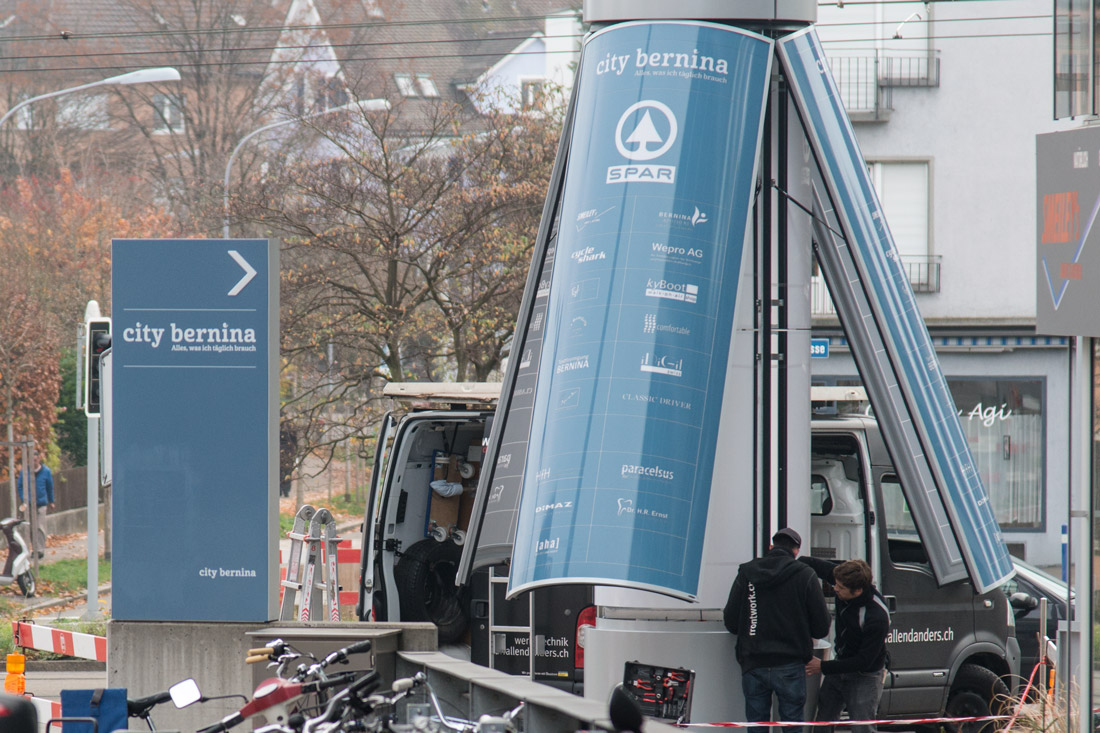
[
  {"x1": 11, "y1": 620, "x2": 107, "y2": 662},
  {"x1": 337, "y1": 542, "x2": 358, "y2": 607},
  {"x1": 29, "y1": 696, "x2": 62, "y2": 729}
]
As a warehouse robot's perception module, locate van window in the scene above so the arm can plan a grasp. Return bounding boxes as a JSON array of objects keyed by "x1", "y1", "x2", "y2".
[
  {"x1": 810, "y1": 475, "x2": 833, "y2": 515},
  {"x1": 881, "y1": 475, "x2": 930, "y2": 567}
]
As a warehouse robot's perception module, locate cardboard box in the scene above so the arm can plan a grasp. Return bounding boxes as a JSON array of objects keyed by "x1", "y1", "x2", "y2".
[{"x1": 429, "y1": 453, "x2": 462, "y2": 531}]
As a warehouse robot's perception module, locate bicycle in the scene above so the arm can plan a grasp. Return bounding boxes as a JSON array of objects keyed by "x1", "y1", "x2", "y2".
[{"x1": 196, "y1": 638, "x2": 376, "y2": 733}]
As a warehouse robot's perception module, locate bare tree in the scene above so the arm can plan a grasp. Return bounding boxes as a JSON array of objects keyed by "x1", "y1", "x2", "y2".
[{"x1": 238, "y1": 93, "x2": 560, "y2": 460}]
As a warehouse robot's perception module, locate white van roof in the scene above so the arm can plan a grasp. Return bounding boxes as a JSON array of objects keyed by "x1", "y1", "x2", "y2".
[
  {"x1": 810, "y1": 385, "x2": 868, "y2": 402},
  {"x1": 382, "y1": 381, "x2": 501, "y2": 405}
]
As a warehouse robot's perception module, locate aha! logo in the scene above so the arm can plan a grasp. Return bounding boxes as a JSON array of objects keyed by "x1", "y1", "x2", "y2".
[{"x1": 607, "y1": 100, "x2": 677, "y2": 184}]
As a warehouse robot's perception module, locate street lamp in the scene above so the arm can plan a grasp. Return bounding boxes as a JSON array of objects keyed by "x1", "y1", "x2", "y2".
[
  {"x1": 0, "y1": 67, "x2": 182, "y2": 130},
  {"x1": 222, "y1": 98, "x2": 390, "y2": 238}
]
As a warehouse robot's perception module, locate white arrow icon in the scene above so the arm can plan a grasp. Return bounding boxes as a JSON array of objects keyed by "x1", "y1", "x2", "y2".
[{"x1": 227, "y1": 250, "x2": 257, "y2": 296}]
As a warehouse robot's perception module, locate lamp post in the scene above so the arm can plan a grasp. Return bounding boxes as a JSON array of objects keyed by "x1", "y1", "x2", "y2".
[
  {"x1": 222, "y1": 98, "x2": 390, "y2": 238},
  {"x1": 0, "y1": 67, "x2": 182, "y2": 130}
]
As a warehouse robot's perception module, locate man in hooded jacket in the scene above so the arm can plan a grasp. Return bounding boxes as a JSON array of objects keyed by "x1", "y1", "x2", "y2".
[{"x1": 724, "y1": 528, "x2": 831, "y2": 733}]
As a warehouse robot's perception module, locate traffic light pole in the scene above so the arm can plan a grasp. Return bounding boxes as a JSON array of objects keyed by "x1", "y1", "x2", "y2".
[
  {"x1": 84, "y1": 414, "x2": 99, "y2": 620},
  {"x1": 82, "y1": 301, "x2": 104, "y2": 620}
]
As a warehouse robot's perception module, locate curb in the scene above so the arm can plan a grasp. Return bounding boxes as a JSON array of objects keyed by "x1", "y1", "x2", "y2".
[
  {"x1": 18, "y1": 583, "x2": 112, "y2": 615},
  {"x1": 18, "y1": 659, "x2": 107, "y2": 672}
]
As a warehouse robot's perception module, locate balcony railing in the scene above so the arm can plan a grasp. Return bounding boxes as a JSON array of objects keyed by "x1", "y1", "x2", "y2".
[
  {"x1": 811, "y1": 254, "x2": 942, "y2": 316},
  {"x1": 904, "y1": 254, "x2": 941, "y2": 293},
  {"x1": 826, "y1": 50, "x2": 940, "y2": 120}
]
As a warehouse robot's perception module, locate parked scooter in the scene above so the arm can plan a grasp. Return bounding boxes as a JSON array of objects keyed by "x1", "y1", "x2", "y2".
[{"x1": 0, "y1": 517, "x2": 35, "y2": 597}]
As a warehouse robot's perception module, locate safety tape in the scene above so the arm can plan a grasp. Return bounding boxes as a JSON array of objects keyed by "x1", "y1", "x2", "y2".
[
  {"x1": 677, "y1": 715, "x2": 1010, "y2": 728},
  {"x1": 11, "y1": 620, "x2": 108, "y2": 662},
  {"x1": 679, "y1": 660, "x2": 1049, "y2": 729}
]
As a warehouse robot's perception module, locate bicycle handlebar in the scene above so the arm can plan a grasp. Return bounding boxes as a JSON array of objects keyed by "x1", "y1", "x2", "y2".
[
  {"x1": 127, "y1": 690, "x2": 172, "y2": 717},
  {"x1": 320, "y1": 639, "x2": 372, "y2": 667},
  {"x1": 195, "y1": 711, "x2": 244, "y2": 733}
]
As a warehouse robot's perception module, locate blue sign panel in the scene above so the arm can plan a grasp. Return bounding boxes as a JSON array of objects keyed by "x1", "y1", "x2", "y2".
[
  {"x1": 810, "y1": 338, "x2": 829, "y2": 359},
  {"x1": 112, "y1": 239, "x2": 278, "y2": 620},
  {"x1": 778, "y1": 28, "x2": 1012, "y2": 593},
  {"x1": 508, "y1": 22, "x2": 772, "y2": 600}
]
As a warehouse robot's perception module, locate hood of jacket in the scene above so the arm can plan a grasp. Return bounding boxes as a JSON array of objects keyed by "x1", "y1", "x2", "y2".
[{"x1": 737, "y1": 548, "x2": 807, "y2": 589}]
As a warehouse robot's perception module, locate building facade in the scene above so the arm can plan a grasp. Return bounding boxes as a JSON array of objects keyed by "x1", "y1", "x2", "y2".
[{"x1": 815, "y1": 0, "x2": 1077, "y2": 566}]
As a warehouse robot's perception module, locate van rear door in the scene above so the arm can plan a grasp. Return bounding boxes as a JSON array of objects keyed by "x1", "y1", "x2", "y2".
[{"x1": 357, "y1": 410, "x2": 398, "y2": 620}]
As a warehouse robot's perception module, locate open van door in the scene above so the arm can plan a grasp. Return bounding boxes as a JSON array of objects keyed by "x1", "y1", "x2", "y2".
[{"x1": 356, "y1": 410, "x2": 397, "y2": 621}]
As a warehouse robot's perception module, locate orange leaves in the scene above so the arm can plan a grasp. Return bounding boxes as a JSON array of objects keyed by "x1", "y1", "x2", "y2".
[{"x1": 0, "y1": 169, "x2": 175, "y2": 457}]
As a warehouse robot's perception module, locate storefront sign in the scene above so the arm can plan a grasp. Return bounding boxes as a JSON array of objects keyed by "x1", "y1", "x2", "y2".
[{"x1": 1037, "y1": 127, "x2": 1100, "y2": 336}]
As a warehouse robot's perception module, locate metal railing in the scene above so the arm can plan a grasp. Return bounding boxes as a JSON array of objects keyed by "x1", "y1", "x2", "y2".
[
  {"x1": 904, "y1": 253, "x2": 942, "y2": 293},
  {"x1": 826, "y1": 51, "x2": 940, "y2": 118},
  {"x1": 812, "y1": 254, "x2": 941, "y2": 316}
]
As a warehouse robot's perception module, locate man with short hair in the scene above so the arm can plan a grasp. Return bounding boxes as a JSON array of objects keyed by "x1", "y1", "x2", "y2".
[
  {"x1": 16, "y1": 452, "x2": 54, "y2": 559},
  {"x1": 724, "y1": 528, "x2": 831, "y2": 733},
  {"x1": 801, "y1": 558, "x2": 891, "y2": 733}
]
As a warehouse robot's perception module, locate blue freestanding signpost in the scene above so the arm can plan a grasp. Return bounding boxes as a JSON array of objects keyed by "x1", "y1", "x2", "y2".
[{"x1": 111, "y1": 239, "x2": 278, "y2": 621}]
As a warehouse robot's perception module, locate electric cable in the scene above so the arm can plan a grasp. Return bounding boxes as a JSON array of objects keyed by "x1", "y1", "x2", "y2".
[
  {"x1": 0, "y1": 31, "x2": 585, "y2": 65},
  {"x1": 0, "y1": 11, "x2": 576, "y2": 44}
]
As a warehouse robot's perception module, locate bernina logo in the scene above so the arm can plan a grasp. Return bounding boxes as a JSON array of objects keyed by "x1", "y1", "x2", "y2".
[{"x1": 535, "y1": 501, "x2": 573, "y2": 513}]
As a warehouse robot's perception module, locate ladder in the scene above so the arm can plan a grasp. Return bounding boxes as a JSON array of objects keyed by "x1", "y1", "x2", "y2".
[{"x1": 279, "y1": 505, "x2": 342, "y2": 621}]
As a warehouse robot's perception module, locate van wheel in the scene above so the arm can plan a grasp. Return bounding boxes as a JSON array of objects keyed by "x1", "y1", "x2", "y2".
[
  {"x1": 945, "y1": 664, "x2": 1010, "y2": 733},
  {"x1": 394, "y1": 538, "x2": 469, "y2": 644}
]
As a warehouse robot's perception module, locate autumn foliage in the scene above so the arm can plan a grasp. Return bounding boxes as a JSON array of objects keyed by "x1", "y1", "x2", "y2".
[{"x1": 0, "y1": 170, "x2": 175, "y2": 476}]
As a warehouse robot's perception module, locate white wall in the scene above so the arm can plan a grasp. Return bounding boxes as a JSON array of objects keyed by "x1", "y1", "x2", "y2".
[{"x1": 819, "y1": 0, "x2": 1077, "y2": 323}]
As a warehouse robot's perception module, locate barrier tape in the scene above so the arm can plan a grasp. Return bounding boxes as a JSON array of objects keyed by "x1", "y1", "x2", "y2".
[
  {"x1": 11, "y1": 620, "x2": 107, "y2": 662},
  {"x1": 676, "y1": 715, "x2": 1010, "y2": 728},
  {"x1": 679, "y1": 660, "x2": 1051, "y2": 729}
]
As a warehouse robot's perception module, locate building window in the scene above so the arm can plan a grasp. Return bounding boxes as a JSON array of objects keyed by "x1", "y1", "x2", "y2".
[
  {"x1": 867, "y1": 160, "x2": 929, "y2": 258},
  {"x1": 867, "y1": 160, "x2": 939, "y2": 291},
  {"x1": 521, "y1": 79, "x2": 546, "y2": 109},
  {"x1": 323, "y1": 76, "x2": 348, "y2": 109},
  {"x1": 812, "y1": 375, "x2": 1046, "y2": 531},
  {"x1": 395, "y1": 73, "x2": 417, "y2": 97},
  {"x1": 416, "y1": 74, "x2": 439, "y2": 98},
  {"x1": 947, "y1": 377, "x2": 1045, "y2": 530},
  {"x1": 58, "y1": 94, "x2": 111, "y2": 130},
  {"x1": 152, "y1": 93, "x2": 184, "y2": 133}
]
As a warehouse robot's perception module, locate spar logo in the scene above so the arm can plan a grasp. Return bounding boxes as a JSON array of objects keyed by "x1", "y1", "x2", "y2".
[{"x1": 607, "y1": 100, "x2": 677, "y2": 185}]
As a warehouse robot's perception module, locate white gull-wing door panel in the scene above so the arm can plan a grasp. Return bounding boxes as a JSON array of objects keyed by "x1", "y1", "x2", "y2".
[{"x1": 777, "y1": 27, "x2": 1013, "y2": 593}]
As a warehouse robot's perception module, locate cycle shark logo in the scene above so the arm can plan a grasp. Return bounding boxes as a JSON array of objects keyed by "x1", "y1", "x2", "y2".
[{"x1": 607, "y1": 100, "x2": 678, "y2": 185}]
